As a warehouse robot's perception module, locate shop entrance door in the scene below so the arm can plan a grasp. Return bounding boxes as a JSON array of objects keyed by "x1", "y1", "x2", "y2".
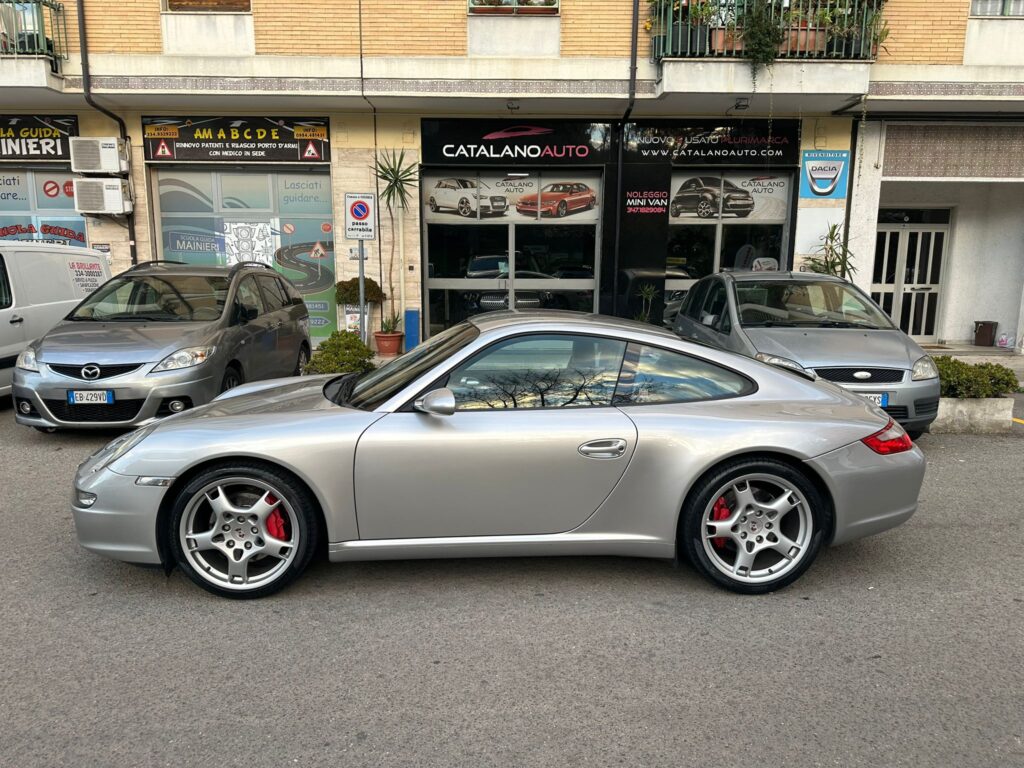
[{"x1": 872, "y1": 209, "x2": 950, "y2": 342}]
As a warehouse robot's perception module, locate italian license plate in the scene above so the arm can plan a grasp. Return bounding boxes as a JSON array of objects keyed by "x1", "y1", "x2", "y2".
[
  {"x1": 862, "y1": 392, "x2": 889, "y2": 407},
  {"x1": 68, "y1": 390, "x2": 114, "y2": 405}
]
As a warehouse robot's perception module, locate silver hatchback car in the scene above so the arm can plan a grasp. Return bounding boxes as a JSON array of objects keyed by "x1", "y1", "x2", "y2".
[
  {"x1": 13, "y1": 261, "x2": 310, "y2": 430},
  {"x1": 673, "y1": 272, "x2": 941, "y2": 437}
]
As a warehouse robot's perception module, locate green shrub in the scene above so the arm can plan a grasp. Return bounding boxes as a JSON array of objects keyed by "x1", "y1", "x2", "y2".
[
  {"x1": 303, "y1": 331, "x2": 376, "y2": 375},
  {"x1": 933, "y1": 356, "x2": 1019, "y2": 399},
  {"x1": 336, "y1": 277, "x2": 386, "y2": 306}
]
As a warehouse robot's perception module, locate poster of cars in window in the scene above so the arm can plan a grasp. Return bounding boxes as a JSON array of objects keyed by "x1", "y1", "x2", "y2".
[
  {"x1": 422, "y1": 172, "x2": 601, "y2": 224},
  {"x1": 668, "y1": 172, "x2": 791, "y2": 223}
]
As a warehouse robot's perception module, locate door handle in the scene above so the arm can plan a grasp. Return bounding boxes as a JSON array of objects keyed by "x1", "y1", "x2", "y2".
[
  {"x1": 9, "y1": 315, "x2": 23, "y2": 324},
  {"x1": 578, "y1": 438, "x2": 627, "y2": 459},
  {"x1": 910, "y1": 287, "x2": 932, "y2": 292}
]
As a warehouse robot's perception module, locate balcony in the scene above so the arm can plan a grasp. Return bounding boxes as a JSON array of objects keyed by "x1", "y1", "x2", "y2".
[
  {"x1": 0, "y1": 0, "x2": 67, "y2": 74},
  {"x1": 649, "y1": 0, "x2": 886, "y2": 63}
]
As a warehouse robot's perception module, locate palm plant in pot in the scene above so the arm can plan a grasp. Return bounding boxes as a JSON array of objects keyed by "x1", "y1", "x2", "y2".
[{"x1": 372, "y1": 148, "x2": 417, "y2": 356}]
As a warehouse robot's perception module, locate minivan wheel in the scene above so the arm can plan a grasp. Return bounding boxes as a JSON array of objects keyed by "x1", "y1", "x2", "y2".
[
  {"x1": 169, "y1": 463, "x2": 319, "y2": 599},
  {"x1": 220, "y1": 366, "x2": 243, "y2": 393},
  {"x1": 294, "y1": 345, "x2": 310, "y2": 376},
  {"x1": 679, "y1": 458, "x2": 827, "y2": 594}
]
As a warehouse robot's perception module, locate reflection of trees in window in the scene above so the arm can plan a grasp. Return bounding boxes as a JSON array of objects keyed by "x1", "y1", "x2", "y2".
[{"x1": 454, "y1": 367, "x2": 617, "y2": 410}]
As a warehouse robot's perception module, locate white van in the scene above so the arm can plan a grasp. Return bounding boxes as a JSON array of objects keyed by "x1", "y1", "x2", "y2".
[{"x1": 0, "y1": 242, "x2": 112, "y2": 397}]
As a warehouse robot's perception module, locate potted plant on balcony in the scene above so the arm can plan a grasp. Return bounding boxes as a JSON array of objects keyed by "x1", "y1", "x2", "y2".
[
  {"x1": 780, "y1": 5, "x2": 826, "y2": 56},
  {"x1": 372, "y1": 148, "x2": 417, "y2": 357},
  {"x1": 469, "y1": 0, "x2": 514, "y2": 14},
  {"x1": 736, "y1": 0, "x2": 785, "y2": 84},
  {"x1": 650, "y1": 0, "x2": 716, "y2": 57},
  {"x1": 518, "y1": 0, "x2": 558, "y2": 15}
]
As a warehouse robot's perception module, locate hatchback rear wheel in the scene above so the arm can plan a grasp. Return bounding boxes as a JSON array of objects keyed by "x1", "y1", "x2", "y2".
[
  {"x1": 680, "y1": 459, "x2": 827, "y2": 594},
  {"x1": 169, "y1": 463, "x2": 319, "y2": 599}
]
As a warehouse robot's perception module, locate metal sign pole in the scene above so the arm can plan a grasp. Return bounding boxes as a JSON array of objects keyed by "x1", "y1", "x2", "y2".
[{"x1": 357, "y1": 239, "x2": 367, "y2": 344}]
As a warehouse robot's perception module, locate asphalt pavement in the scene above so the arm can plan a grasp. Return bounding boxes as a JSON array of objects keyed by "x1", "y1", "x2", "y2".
[{"x1": 0, "y1": 402, "x2": 1021, "y2": 768}]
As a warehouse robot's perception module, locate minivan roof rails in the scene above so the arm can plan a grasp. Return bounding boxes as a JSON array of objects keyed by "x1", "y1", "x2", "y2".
[
  {"x1": 126, "y1": 260, "x2": 189, "y2": 271},
  {"x1": 228, "y1": 261, "x2": 275, "y2": 275}
]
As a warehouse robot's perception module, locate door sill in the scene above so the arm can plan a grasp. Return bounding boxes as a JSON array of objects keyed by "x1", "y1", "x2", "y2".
[{"x1": 328, "y1": 532, "x2": 671, "y2": 562}]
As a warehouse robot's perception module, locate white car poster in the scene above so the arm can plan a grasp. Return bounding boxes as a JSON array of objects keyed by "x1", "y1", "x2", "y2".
[{"x1": 422, "y1": 173, "x2": 601, "y2": 224}]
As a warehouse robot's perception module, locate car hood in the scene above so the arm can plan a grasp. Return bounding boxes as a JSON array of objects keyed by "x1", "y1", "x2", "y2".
[
  {"x1": 177, "y1": 376, "x2": 339, "y2": 420},
  {"x1": 35, "y1": 321, "x2": 219, "y2": 364},
  {"x1": 743, "y1": 328, "x2": 922, "y2": 369}
]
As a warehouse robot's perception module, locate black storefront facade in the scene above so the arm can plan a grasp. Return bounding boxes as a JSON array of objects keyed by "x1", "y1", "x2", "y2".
[{"x1": 419, "y1": 118, "x2": 802, "y2": 336}]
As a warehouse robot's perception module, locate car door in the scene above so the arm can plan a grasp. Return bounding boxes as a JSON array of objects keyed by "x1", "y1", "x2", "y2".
[
  {"x1": 10, "y1": 248, "x2": 79, "y2": 343},
  {"x1": 255, "y1": 274, "x2": 293, "y2": 375},
  {"x1": 0, "y1": 251, "x2": 25, "y2": 392},
  {"x1": 354, "y1": 333, "x2": 639, "y2": 539},
  {"x1": 673, "y1": 277, "x2": 710, "y2": 339},
  {"x1": 231, "y1": 275, "x2": 273, "y2": 381},
  {"x1": 691, "y1": 278, "x2": 731, "y2": 348}
]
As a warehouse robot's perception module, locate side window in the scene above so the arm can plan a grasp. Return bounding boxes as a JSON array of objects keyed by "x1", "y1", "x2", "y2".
[
  {"x1": 446, "y1": 334, "x2": 626, "y2": 411},
  {"x1": 615, "y1": 344, "x2": 753, "y2": 405},
  {"x1": 0, "y1": 254, "x2": 12, "y2": 310},
  {"x1": 279, "y1": 277, "x2": 303, "y2": 306},
  {"x1": 685, "y1": 279, "x2": 711, "y2": 320},
  {"x1": 702, "y1": 280, "x2": 729, "y2": 332},
  {"x1": 256, "y1": 274, "x2": 288, "y2": 311},
  {"x1": 235, "y1": 276, "x2": 265, "y2": 315}
]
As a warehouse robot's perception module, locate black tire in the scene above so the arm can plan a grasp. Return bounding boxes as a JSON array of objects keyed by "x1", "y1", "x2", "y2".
[
  {"x1": 670, "y1": 204, "x2": 682, "y2": 218},
  {"x1": 33, "y1": 426, "x2": 58, "y2": 434},
  {"x1": 556, "y1": 201, "x2": 568, "y2": 217},
  {"x1": 696, "y1": 198, "x2": 716, "y2": 219},
  {"x1": 220, "y1": 365, "x2": 243, "y2": 393},
  {"x1": 168, "y1": 462, "x2": 320, "y2": 599},
  {"x1": 293, "y1": 344, "x2": 310, "y2": 376},
  {"x1": 679, "y1": 458, "x2": 828, "y2": 595},
  {"x1": 906, "y1": 430, "x2": 924, "y2": 441},
  {"x1": 457, "y1": 197, "x2": 473, "y2": 217}
]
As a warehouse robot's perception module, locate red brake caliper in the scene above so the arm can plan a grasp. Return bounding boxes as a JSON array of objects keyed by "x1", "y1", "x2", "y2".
[
  {"x1": 265, "y1": 494, "x2": 287, "y2": 540},
  {"x1": 711, "y1": 496, "x2": 731, "y2": 550}
]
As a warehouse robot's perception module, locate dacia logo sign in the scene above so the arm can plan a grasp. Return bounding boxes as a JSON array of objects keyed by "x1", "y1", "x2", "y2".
[
  {"x1": 806, "y1": 161, "x2": 845, "y2": 196},
  {"x1": 800, "y1": 150, "x2": 850, "y2": 200}
]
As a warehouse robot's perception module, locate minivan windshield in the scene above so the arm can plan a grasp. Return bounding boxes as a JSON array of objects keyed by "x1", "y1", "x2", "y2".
[
  {"x1": 327, "y1": 323, "x2": 480, "y2": 411},
  {"x1": 69, "y1": 274, "x2": 230, "y2": 322},
  {"x1": 734, "y1": 280, "x2": 893, "y2": 330}
]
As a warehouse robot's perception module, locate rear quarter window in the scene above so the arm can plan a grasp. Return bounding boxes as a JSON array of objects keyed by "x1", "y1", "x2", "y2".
[{"x1": 614, "y1": 343, "x2": 753, "y2": 405}]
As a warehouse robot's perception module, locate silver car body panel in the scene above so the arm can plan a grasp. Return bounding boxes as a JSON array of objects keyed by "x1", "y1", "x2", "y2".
[{"x1": 71, "y1": 311, "x2": 924, "y2": 568}]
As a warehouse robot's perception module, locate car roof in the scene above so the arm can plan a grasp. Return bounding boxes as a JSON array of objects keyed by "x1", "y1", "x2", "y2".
[
  {"x1": 122, "y1": 262, "x2": 276, "y2": 278},
  {"x1": 724, "y1": 270, "x2": 848, "y2": 284},
  {"x1": 468, "y1": 310, "x2": 679, "y2": 339}
]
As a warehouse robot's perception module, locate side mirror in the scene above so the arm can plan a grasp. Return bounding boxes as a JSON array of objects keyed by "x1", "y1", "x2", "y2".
[
  {"x1": 414, "y1": 387, "x2": 456, "y2": 417},
  {"x1": 701, "y1": 313, "x2": 718, "y2": 327}
]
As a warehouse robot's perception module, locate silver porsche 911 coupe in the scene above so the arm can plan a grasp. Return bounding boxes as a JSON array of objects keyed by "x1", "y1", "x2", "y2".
[{"x1": 72, "y1": 311, "x2": 925, "y2": 599}]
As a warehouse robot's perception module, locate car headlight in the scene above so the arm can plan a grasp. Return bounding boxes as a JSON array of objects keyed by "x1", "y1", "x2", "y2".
[
  {"x1": 16, "y1": 347, "x2": 39, "y2": 372},
  {"x1": 90, "y1": 425, "x2": 155, "y2": 473},
  {"x1": 754, "y1": 353, "x2": 807, "y2": 373},
  {"x1": 151, "y1": 346, "x2": 215, "y2": 373},
  {"x1": 912, "y1": 355, "x2": 939, "y2": 381}
]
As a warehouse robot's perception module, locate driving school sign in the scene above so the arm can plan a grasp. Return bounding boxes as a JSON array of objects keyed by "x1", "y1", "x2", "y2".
[
  {"x1": 344, "y1": 193, "x2": 376, "y2": 240},
  {"x1": 0, "y1": 116, "x2": 79, "y2": 162},
  {"x1": 142, "y1": 117, "x2": 330, "y2": 163}
]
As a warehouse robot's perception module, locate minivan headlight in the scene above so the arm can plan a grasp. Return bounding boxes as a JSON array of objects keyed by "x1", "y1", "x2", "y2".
[
  {"x1": 151, "y1": 346, "x2": 215, "y2": 373},
  {"x1": 16, "y1": 347, "x2": 39, "y2": 372},
  {"x1": 912, "y1": 355, "x2": 939, "y2": 381},
  {"x1": 755, "y1": 352, "x2": 806, "y2": 373}
]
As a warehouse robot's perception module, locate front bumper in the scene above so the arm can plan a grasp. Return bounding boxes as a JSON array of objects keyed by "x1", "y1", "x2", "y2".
[
  {"x1": 823, "y1": 376, "x2": 940, "y2": 431},
  {"x1": 72, "y1": 461, "x2": 168, "y2": 565},
  {"x1": 13, "y1": 363, "x2": 219, "y2": 429},
  {"x1": 808, "y1": 440, "x2": 927, "y2": 546},
  {"x1": 723, "y1": 198, "x2": 755, "y2": 214}
]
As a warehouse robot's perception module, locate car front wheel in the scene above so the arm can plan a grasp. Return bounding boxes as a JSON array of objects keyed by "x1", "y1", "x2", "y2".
[
  {"x1": 169, "y1": 463, "x2": 320, "y2": 599},
  {"x1": 457, "y1": 198, "x2": 473, "y2": 217},
  {"x1": 679, "y1": 458, "x2": 827, "y2": 594},
  {"x1": 697, "y1": 199, "x2": 716, "y2": 218}
]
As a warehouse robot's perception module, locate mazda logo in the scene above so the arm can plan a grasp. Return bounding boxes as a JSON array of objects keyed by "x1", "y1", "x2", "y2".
[
  {"x1": 853, "y1": 371, "x2": 872, "y2": 380},
  {"x1": 81, "y1": 364, "x2": 101, "y2": 380}
]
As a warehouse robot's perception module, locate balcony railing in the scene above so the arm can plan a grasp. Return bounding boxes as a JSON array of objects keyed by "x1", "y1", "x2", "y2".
[
  {"x1": 468, "y1": 0, "x2": 559, "y2": 15},
  {"x1": 650, "y1": 0, "x2": 887, "y2": 62},
  {"x1": 0, "y1": 0, "x2": 67, "y2": 73}
]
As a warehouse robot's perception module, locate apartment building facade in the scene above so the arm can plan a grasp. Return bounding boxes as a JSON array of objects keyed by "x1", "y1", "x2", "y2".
[{"x1": 1, "y1": 0, "x2": 1022, "y2": 350}]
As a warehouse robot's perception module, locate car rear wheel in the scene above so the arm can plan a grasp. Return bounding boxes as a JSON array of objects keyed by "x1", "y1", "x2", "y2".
[
  {"x1": 679, "y1": 459, "x2": 827, "y2": 594},
  {"x1": 169, "y1": 464, "x2": 319, "y2": 599}
]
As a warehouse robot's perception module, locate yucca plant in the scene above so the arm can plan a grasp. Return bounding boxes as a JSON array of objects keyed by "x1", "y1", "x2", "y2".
[{"x1": 372, "y1": 148, "x2": 417, "y2": 331}]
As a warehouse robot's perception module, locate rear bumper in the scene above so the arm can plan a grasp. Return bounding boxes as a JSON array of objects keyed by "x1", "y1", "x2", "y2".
[{"x1": 807, "y1": 440, "x2": 926, "y2": 546}]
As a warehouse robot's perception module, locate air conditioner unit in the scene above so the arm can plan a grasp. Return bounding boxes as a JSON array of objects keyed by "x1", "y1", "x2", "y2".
[
  {"x1": 70, "y1": 137, "x2": 129, "y2": 174},
  {"x1": 74, "y1": 178, "x2": 133, "y2": 215}
]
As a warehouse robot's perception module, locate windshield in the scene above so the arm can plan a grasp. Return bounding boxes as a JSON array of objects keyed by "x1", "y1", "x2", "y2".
[
  {"x1": 69, "y1": 274, "x2": 230, "y2": 322},
  {"x1": 337, "y1": 323, "x2": 480, "y2": 410},
  {"x1": 734, "y1": 280, "x2": 893, "y2": 329}
]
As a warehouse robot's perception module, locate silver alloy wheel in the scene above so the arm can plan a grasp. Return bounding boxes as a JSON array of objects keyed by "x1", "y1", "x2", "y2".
[
  {"x1": 297, "y1": 346, "x2": 309, "y2": 374},
  {"x1": 179, "y1": 477, "x2": 300, "y2": 592},
  {"x1": 700, "y1": 473, "x2": 813, "y2": 584},
  {"x1": 429, "y1": 197, "x2": 438, "y2": 212},
  {"x1": 697, "y1": 199, "x2": 715, "y2": 218},
  {"x1": 458, "y1": 198, "x2": 473, "y2": 217},
  {"x1": 557, "y1": 201, "x2": 567, "y2": 217}
]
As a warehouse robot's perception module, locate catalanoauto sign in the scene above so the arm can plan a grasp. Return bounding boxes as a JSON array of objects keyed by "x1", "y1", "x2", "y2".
[
  {"x1": 422, "y1": 120, "x2": 613, "y2": 165},
  {"x1": 0, "y1": 116, "x2": 79, "y2": 162},
  {"x1": 625, "y1": 120, "x2": 801, "y2": 166}
]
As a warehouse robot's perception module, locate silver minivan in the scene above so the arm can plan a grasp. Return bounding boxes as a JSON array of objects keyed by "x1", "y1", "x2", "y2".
[
  {"x1": 13, "y1": 261, "x2": 310, "y2": 431},
  {"x1": 1, "y1": 242, "x2": 112, "y2": 398}
]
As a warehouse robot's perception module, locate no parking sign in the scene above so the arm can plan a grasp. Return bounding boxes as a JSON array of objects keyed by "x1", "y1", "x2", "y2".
[{"x1": 344, "y1": 193, "x2": 376, "y2": 241}]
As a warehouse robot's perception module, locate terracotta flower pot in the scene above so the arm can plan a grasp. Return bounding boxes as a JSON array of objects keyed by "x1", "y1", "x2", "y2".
[
  {"x1": 781, "y1": 27, "x2": 826, "y2": 54},
  {"x1": 711, "y1": 27, "x2": 744, "y2": 53},
  {"x1": 374, "y1": 331, "x2": 404, "y2": 357},
  {"x1": 517, "y1": 6, "x2": 558, "y2": 14}
]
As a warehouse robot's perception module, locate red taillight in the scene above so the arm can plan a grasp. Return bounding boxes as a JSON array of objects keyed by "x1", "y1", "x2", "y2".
[{"x1": 861, "y1": 419, "x2": 914, "y2": 455}]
